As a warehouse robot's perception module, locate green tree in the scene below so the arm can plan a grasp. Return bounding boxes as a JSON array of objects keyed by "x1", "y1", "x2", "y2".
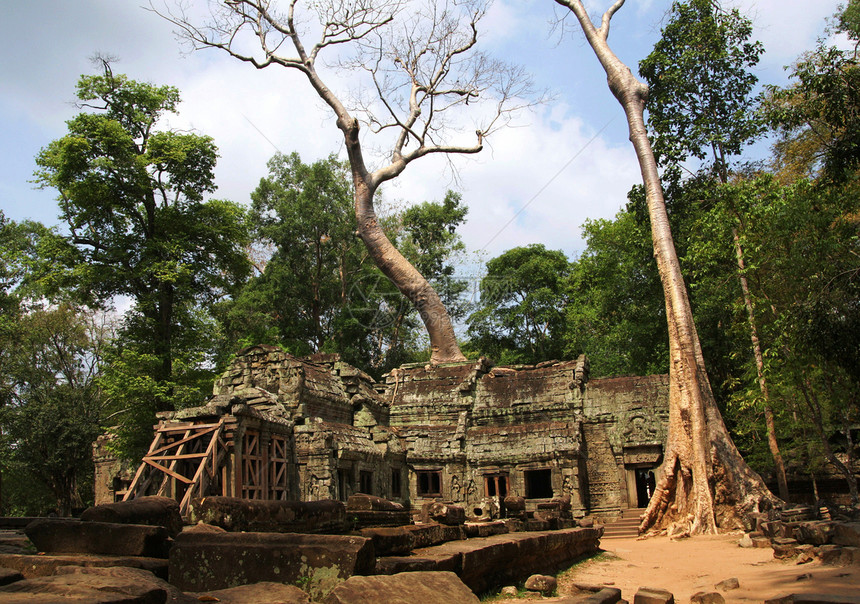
[
  {"x1": 764, "y1": 0, "x2": 860, "y2": 182},
  {"x1": 220, "y1": 152, "x2": 471, "y2": 375},
  {"x1": 565, "y1": 210, "x2": 667, "y2": 377},
  {"x1": 1, "y1": 305, "x2": 107, "y2": 516},
  {"x1": 639, "y1": 0, "x2": 763, "y2": 180},
  {"x1": 467, "y1": 244, "x2": 570, "y2": 364},
  {"x1": 34, "y1": 60, "x2": 251, "y2": 423}
]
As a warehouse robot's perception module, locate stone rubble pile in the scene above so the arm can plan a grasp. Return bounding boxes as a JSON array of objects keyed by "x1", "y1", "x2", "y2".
[{"x1": 0, "y1": 495, "x2": 603, "y2": 603}]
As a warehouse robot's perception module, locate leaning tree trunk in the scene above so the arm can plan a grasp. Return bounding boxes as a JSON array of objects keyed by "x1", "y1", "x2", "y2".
[
  {"x1": 340, "y1": 118, "x2": 466, "y2": 364},
  {"x1": 556, "y1": 0, "x2": 777, "y2": 535}
]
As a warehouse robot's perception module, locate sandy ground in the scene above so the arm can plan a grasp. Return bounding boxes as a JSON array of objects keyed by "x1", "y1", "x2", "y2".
[{"x1": 493, "y1": 533, "x2": 860, "y2": 603}]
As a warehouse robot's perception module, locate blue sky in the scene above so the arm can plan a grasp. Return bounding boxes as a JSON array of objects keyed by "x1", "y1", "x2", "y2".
[{"x1": 0, "y1": 0, "x2": 842, "y2": 265}]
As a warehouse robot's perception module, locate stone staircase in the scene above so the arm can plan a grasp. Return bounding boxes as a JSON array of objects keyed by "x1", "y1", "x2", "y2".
[{"x1": 601, "y1": 508, "x2": 643, "y2": 539}]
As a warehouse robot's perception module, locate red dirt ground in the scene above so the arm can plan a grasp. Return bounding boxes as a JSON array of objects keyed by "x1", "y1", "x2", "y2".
[{"x1": 494, "y1": 532, "x2": 860, "y2": 602}]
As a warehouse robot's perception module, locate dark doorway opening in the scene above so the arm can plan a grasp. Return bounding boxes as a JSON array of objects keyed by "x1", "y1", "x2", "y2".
[
  {"x1": 524, "y1": 469, "x2": 553, "y2": 499},
  {"x1": 635, "y1": 468, "x2": 656, "y2": 507},
  {"x1": 338, "y1": 469, "x2": 351, "y2": 502},
  {"x1": 391, "y1": 469, "x2": 402, "y2": 498},
  {"x1": 359, "y1": 470, "x2": 373, "y2": 495}
]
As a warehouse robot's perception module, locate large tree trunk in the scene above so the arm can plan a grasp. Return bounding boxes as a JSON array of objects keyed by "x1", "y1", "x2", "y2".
[
  {"x1": 340, "y1": 119, "x2": 466, "y2": 364},
  {"x1": 556, "y1": 0, "x2": 777, "y2": 535}
]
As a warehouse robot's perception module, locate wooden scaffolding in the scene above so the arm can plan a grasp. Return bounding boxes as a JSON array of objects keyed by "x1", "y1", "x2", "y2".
[{"x1": 123, "y1": 415, "x2": 294, "y2": 516}]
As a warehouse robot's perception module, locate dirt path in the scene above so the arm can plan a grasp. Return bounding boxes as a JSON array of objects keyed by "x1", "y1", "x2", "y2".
[{"x1": 495, "y1": 532, "x2": 860, "y2": 602}]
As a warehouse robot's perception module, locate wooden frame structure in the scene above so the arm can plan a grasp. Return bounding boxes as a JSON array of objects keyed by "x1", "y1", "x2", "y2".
[
  {"x1": 123, "y1": 412, "x2": 295, "y2": 517},
  {"x1": 123, "y1": 418, "x2": 229, "y2": 516}
]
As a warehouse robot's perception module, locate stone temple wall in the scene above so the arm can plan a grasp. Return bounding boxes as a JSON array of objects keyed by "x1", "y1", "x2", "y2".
[{"x1": 100, "y1": 346, "x2": 669, "y2": 521}]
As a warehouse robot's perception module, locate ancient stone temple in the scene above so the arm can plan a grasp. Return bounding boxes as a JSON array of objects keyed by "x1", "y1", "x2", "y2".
[{"x1": 96, "y1": 345, "x2": 669, "y2": 520}]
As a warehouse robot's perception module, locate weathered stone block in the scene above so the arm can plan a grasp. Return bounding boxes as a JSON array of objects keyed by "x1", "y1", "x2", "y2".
[
  {"x1": 0, "y1": 552, "x2": 168, "y2": 580},
  {"x1": 420, "y1": 502, "x2": 465, "y2": 526},
  {"x1": 0, "y1": 565, "x2": 181, "y2": 603},
  {"x1": 374, "y1": 553, "x2": 460, "y2": 575},
  {"x1": 25, "y1": 519, "x2": 170, "y2": 558},
  {"x1": 524, "y1": 574, "x2": 557, "y2": 595},
  {"x1": 190, "y1": 496, "x2": 347, "y2": 534},
  {"x1": 190, "y1": 581, "x2": 313, "y2": 604},
  {"x1": 773, "y1": 538, "x2": 800, "y2": 559},
  {"x1": 168, "y1": 531, "x2": 374, "y2": 600},
  {"x1": 358, "y1": 527, "x2": 414, "y2": 556},
  {"x1": 691, "y1": 592, "x2": 725, "y2": 604},
  {"x1": 404, "y1": 524, "x2": 464, "y2": 549},
  {"x1": 634, "y1": 587, "x2": 675, "y2": 604},
  {"x1": 715, "y1": 577, "x2": 739, "y2": 591},
  {"x1": 575, "y1": 587, "x2": 623, "y2": 604},
  {"x1": 349, "y1": 509, "x2": 412, "y2": 529},
  {"x1": 463, "y1": 521, "x2": 508, "y2": 538},
  {"x1": 80, "y1": 495, "x2": 183, "y2": 537},
  {"x1": 793, "y1": 521, "x2": 835, "y2": 546},
  {"x1": 832, "y1": 522, "x2": 860, "y2": 547},
  {"x1": 504, "y1": 496, "x2": 526, "y2": 513},
  {"x1": 347, "y1": 494, "x2": 403, "y2": 512},
  {"x1": 818, "y1": 544, "x2": 844, "y2": 565},
  {"x1": 323, "y1": 571, "x2": 479, "y2": 604}
]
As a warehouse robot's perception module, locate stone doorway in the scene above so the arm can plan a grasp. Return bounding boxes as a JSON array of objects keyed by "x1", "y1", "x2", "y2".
[
  {"x1": 634, "y1": 468, "x2": 656, "y2": 508},
  {"x1": 622, "y1": 444, "x2": 663, "y2": 509}
]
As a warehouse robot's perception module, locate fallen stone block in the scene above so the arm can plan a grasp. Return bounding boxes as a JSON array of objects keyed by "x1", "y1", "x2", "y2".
[
  {"x1": 0, "y1": 565, "x2": 181, "y2": 603},
  {"x1": 765, "y1": 594, "x2": 860, "y2": 604},
  {"x1": 840, "y1": 546, "x2": 860, "y2": 565},
  {"x1": 634, "y1": 586, "x2": 675, "y2": 604},
  {"x1": 818, "y1": 544, "x2": 844, "y2": 565},
  {"x1": 374, "y1": 553, "x2": 460, "y2": 575},
  {"x1": 189, "y1": 581, "x2": 313, "y2": 604},
  {"x1": 524, "y1": 574, "x2": 557, "y2": 596},
  {"x1": 793, "y1": 521, "x2": 835, "y2": 546},
  {"x1": 169, "y1": 530, "x2": 374, "y2": 600},
  {"x1": 347, "y1": 494, "x2": 403, "y2": 512},
  {"x1": 420, "y1": 502, "x2": 465, "y2": 526},
  {"x1": 358, "y1": 527, "x2": 414, "y2": 556},
  {"x1": 715, "y1": 577, "x2": 740, "y2": 591},
  {"x1": 323, "y1": 571, "x2": 479, "y2": 604},
  {"x1": 504, "y1": 496, "x2": 526, "y2": 515},
  {"x1": 832, "y1": 522, "x2": 860, "y2": 548},
  {"x1": 773, "y1": 538, "x2": 800, "y2": 560},
  {"x1": 761, "y1": 521, "x2": 786, "y2": 539},
  {"x1": 752, "y1": 536, "x2": 772, "y2": 548},
  {"x1": 691, "y1": 592, "x2": 725, "y2": 604},
  {"x1": 579, "y1": 587, "x2": 623, "y2": 604},
  {"x1": 404, "y1": 524, "x2": 463, "y2": 549},
  {"x1": 349, "y1": 509, "x2": 412, "y2": 529},
  {"x1": 0, "y1": 553, "x2": 168, "y2": 580},
  {"x1": 524, "y1": 519, "x2": 551, "y2": 532},
  {"x1": 80, "y1": 496, "x2": 183, "y2": 537},
  {"x1": 191, "y1": 496, "x2": 347, "y2": 534},
  {"x1": 463, "y1": 521, "x2": 508, "y2": 538},
  {"x1": 25, "y1": 519, "x2": 170, "y2": 558}
]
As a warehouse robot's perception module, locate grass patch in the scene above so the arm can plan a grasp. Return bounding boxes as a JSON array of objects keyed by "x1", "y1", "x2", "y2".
[
  {"x1": 479, "y1": 551, "x2": 616, "y2": 601},
  {"x1": 557, "y1": 550, "x2": 616, "y2": 579}
]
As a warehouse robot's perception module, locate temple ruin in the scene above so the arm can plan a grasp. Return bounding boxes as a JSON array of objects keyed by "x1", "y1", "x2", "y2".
[{"x1": 96, "y1": 345, "x2": 669, "y2": 520}]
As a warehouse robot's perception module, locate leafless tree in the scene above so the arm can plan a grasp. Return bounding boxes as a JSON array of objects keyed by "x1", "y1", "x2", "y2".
[
  {"x1": 553, "y1": 0, "x2": 777, "y2": 535},
  {"x1": 153, "y1": 0, "x2": 535, "y2": 363}
]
